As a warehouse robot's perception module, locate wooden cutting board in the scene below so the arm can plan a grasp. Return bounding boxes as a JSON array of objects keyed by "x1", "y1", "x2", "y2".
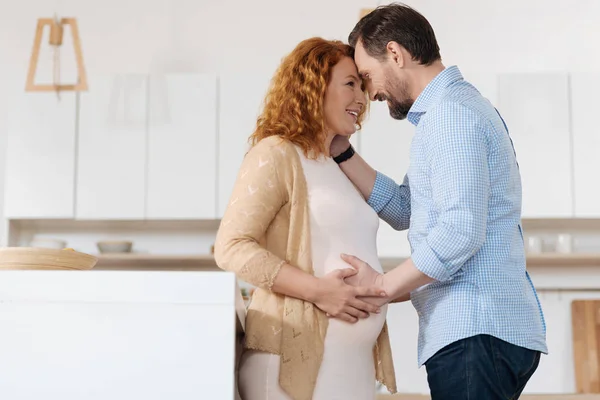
[
  {"x1": 0, "y1": 247, "x2": 97, "y2": 270},
  {"x1": 572, "y1": 300, "x2": 600, "y2": 393}
]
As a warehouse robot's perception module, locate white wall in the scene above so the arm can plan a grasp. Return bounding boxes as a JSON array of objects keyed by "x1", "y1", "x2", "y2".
[{"x1": 3, "y1": 0, "x2": 598, "y2": 76}]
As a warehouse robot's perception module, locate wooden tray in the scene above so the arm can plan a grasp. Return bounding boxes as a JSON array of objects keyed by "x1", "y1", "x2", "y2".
[
  {"x1": 572, "y1": 300, "x2": 600, "y2": 393},
  {"x1": 0, "y1": 247, "x2": 98, "y2": 270}
]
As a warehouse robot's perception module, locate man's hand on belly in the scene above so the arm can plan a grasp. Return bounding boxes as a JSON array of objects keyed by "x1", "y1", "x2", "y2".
[
  {"x1": 339, "y1": 254, "x2": 393, "y2": 307},
  {"x1": 309, "y1": 268, "x2": 387, "y2": 324}
]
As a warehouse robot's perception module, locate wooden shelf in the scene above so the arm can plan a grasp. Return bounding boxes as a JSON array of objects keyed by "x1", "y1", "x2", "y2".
[
  {"x1": 93, "y1": 253, "x2": 219, "y2": 270},
  {"x1": 8, "y1": 218, "x2": 221, "y2": 230},
  {"x1": 526, "y1": 253, "x2": 600, "y2": 266}
]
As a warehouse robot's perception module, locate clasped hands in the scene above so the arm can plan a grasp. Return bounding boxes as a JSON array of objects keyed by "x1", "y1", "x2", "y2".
[{"x1": 311, "y1": 254, "x2": 392, "y2": 323}]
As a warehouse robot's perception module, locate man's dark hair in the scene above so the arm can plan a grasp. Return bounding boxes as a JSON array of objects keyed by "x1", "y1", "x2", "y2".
[{"x1": 349, "y1": 3, "x2": 441, "y2": 66}]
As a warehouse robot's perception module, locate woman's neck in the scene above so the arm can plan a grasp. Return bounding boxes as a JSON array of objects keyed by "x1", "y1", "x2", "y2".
[{"x1": 324, "y1": 132, "x2": 336, "y2": 157}]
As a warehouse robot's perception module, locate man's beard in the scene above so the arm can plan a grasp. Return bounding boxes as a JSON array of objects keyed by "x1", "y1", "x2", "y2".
[{"x1": 382, "y1": 77, "x2": 413, "y2": 120}]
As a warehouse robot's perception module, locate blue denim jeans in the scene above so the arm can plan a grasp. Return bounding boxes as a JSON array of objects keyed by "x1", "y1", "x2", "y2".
[{"x1": 425, "y1": 334, "x2": 541, "y2": 400}]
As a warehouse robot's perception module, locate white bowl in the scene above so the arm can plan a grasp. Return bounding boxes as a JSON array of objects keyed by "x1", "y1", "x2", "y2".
[
  {"x1": 96, "y1": 241, "x2": 133, "y2": 254},
  {"x1": 29, "y1": 238, "x2": 67, "y2": 250}
]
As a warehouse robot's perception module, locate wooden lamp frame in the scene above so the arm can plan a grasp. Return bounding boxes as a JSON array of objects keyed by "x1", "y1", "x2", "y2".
[
  {"x1": 25, "y1": 17, "x2": 88, "y2": 92},
  {"x1": 359, "y1": 8, "x2": 374, "y2": 19}
]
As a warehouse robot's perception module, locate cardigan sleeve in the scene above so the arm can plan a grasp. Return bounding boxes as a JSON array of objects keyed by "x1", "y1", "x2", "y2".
[{"x1": 214, "y1": 139, "x2": 289, "y2": 290}]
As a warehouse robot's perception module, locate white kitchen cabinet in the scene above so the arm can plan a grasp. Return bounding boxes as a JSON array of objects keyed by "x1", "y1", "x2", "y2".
[
  {"x1": 570, "y1": 73, "x2": 600, "y2": 218},
  {"x1": 76, "y1": 74, "x2": 148, "y2": 220},
  {"x1": 359, "y1": 101, "x2": 414, "y2": 258},
  {"x1": 4, "y1": 92, "x2": 77, "y2": 219},
  {"x1": 217, "y1": 73, "x2": 272, "y2": 217},
  {"x1": 147, "y1": 74, "x2": 218, "y2": 219},
  {"x1": 0, "y1": 270, "x2": 244, "y2": 400},
  {"x1": 497, "y1": 73, "x2": 573, "y2": 218}
]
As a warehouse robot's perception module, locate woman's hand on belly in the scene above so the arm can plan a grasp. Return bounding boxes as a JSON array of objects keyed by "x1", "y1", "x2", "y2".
[{"x1": 310, "y1": 268, "x2": 387, "y2": 324}]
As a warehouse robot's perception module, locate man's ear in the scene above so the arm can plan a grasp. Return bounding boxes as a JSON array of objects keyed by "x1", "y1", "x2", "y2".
[{"x1": 386, "y1": 41, "x2": 406, "y2": 68}]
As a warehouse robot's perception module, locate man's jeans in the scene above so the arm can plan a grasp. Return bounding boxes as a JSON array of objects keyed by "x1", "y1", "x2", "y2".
[{"x1": 425, "y1": 334, "x2": 541, "y2": 399}]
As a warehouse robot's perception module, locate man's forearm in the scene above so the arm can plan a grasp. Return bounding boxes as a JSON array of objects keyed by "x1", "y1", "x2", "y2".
[
  {"x1": 338, "y1": 152, "x2": 377, "y2": 200},
  {"x1": 359, "y1": 291, "x2": 410, "y2": 307},
  {"x1": 357, "y1": 262, "x2": 425, "y2": 307},
  {"x1": 391, "y1": 292, "x2": 411, "y2": 303},
  {"x1": 382, "y1": 258, "x2": 435, "y2": 300}
]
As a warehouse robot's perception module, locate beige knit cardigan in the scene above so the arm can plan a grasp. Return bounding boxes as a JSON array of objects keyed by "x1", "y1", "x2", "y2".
[{"x1": 214, "y1": 135, "x2": 397, "y2": 400}]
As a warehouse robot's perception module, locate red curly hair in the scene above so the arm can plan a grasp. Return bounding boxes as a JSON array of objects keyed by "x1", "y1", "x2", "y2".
[{"x1": 249, "y1": 37, "x2": 367, "y2": 158}]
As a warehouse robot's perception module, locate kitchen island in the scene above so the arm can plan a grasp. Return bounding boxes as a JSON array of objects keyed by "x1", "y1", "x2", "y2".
[{"x1": 0, "y1": 270, "x2": 244, "y2": 400}]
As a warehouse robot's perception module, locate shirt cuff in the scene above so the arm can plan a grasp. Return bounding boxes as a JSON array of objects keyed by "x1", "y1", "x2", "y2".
[
  {"x1": 367, "y1": 171, "x2": 397, "y2": 213},
  {"x1": 411, "y1": 241, "x2": 451, "y2": 282}
]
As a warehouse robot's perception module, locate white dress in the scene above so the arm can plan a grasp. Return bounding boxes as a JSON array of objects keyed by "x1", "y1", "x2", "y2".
[{"x1": 238, "y1": 148, "x2": 387, "y2": 400}]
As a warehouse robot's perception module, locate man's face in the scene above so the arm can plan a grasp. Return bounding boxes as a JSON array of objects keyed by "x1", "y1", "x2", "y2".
[{"x1": 354, "y1": 41, "x2": 414, "y2": 120}]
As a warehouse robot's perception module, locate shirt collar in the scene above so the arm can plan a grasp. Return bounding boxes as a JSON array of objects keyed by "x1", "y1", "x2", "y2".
[{"x1": 407, "y1": 65, "x2": 464, "y2": 126}]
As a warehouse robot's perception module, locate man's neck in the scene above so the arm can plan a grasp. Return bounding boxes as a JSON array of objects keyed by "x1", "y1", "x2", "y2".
[{"x1": 410, "y1": 61, "x2": 446, "y2": 100}]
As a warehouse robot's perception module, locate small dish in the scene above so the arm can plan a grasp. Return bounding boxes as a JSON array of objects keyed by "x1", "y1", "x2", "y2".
[
  {"x1": 96, "y1": 241, "x2": 133, "y2": 254},
  {"x1": 29, "y1": 238, "x2": 67, "y2": 250}
]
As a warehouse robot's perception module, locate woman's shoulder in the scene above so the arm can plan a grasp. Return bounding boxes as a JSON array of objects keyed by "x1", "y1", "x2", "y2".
[{"x1": 249, "y1": 136, "x2": 299, "y2": 162}]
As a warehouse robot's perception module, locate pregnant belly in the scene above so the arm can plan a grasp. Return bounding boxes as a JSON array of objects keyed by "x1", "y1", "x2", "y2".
[
  {"x1": 314, "y1": 303, "x2": 387, "y2": 398},
  {"x1": 324, "y1": 304, "x2": 387, "y2": 348},
  {"x1": 315, "y1": 248, "x2": 387, "y2": 348}
]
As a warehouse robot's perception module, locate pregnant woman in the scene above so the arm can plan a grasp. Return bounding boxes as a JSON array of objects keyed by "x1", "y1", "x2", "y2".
[{"x1": 214, "y1": 37, "x2": 397, "y2": 400}]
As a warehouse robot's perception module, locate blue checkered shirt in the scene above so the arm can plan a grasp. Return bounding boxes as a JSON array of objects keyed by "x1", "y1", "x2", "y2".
[{"x1": 368, "y1": 66, "x2": 548, "y2": 366}]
